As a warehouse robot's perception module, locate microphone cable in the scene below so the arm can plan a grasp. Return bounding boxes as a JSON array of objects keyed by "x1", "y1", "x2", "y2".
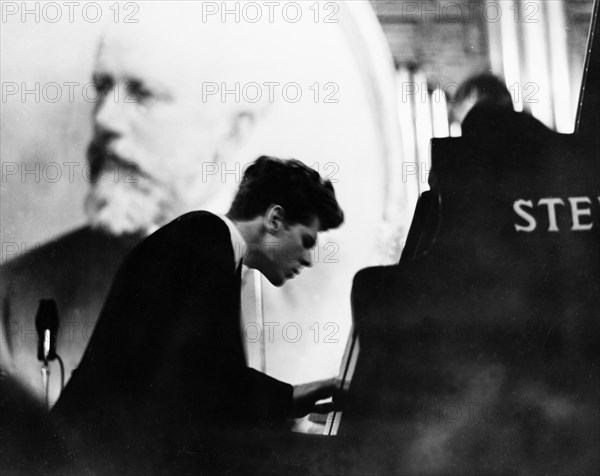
[{"x1": 55, "y1": 353, "x2": 65, "y2": 391}]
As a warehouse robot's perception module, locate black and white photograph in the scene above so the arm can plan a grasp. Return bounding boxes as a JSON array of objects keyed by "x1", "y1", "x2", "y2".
[{"x1": 1, "y1": 0, "x2": 598, "y2": 474}]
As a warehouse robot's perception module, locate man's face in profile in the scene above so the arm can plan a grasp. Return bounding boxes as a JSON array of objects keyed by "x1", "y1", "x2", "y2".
[
  {"x1": 85, "y1": 31, "x2": 236, "y2": 237},
  {"x1": 450, "y1": 92, "x2": 478, "y2": 126},
  {"x1": 260, "y1": 216, "x2": 319, "y2": 287}
]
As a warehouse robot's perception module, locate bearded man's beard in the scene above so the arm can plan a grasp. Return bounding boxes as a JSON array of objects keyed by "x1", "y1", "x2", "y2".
[{"x1": 84, "y1": 143, "x2": 178, "y2": 238}]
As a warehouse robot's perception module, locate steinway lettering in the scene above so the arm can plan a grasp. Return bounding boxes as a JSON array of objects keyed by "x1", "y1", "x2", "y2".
[{"x1": 513, "y1": 196, "x2": 600, "y2": 232}]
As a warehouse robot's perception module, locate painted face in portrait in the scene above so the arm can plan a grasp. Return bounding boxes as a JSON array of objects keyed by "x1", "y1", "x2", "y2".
[{"x1": 85, "y1": 10, "x2": 266, "y2": 236}]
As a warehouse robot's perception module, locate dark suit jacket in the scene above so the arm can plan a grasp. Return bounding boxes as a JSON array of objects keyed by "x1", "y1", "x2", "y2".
[{"x1": 51, "y1": 211, "x2": 292, "y2": 457}]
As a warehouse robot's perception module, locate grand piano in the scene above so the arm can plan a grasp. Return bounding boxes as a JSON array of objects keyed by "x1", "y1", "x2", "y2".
[{"x1": 324, "y1": 2, "x2": 600, "y2": 474}]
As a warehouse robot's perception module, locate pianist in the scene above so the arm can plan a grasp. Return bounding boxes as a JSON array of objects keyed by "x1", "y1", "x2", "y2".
[{"x1": 50, "y1": 156, "x2": 344, "y2": 471}]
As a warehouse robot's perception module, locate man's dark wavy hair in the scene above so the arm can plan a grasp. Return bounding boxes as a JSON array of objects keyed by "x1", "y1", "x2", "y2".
[{"x1": 228, "y1": 156, "x2": 344, "y2": 231}]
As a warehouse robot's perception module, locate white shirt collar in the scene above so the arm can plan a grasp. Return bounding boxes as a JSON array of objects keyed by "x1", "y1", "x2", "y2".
[{"x1": 218, "y1": 215, "x2": 246, "y2": 269}]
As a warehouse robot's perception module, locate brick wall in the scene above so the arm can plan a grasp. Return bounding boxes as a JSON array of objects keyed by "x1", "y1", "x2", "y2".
[{"x1": 372, "y1": 0, "x2": 595, "y2": 93}]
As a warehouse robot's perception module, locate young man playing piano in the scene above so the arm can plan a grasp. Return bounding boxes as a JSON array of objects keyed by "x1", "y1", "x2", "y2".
[{"x1": 51, "y1": 156, "x2": 344, "y2": 472}]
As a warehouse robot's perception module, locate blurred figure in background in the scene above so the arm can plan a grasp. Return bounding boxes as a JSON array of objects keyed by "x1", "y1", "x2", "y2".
[{"x1": 450, "y1": 73, "x2": 514, "y2": 126}]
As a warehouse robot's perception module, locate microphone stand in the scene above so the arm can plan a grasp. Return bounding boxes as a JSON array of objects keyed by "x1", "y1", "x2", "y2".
[
  {"x1": 41, "y1": 329, "x2": 51, "y2": 411},
  {"x1": 35, "y1": 299, "x2": 60, "y2": 411}
]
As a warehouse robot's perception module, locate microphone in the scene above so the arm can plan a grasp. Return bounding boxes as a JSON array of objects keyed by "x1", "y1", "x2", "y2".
[{"x1": 35, "y1": 299, "x2": 59, "y2": 364}]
